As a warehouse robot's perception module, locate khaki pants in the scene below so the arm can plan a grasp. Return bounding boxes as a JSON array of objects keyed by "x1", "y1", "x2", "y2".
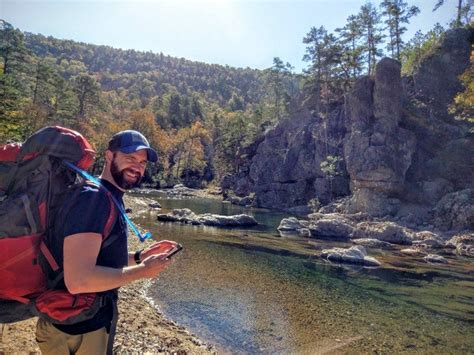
[{"x1": 36, "y1": 318, "x2": 108, "y2": 355}]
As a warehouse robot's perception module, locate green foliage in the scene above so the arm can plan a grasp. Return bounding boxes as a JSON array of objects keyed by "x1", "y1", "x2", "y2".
[
  {"x1": 307, "y1": 198, "x2": 321, "y2": 213},
  {"x1": 400, "y1": 23, "x2": 445, "y2": 74},
  {"x1": 449, "y1": 49, "x2": 474, "y2": 131},
  {"x1": 433, "y1": 0, "x2": 472, "y2": 28},
  {"x1": 380, "y1": 0, "x2": 420, "y2": 61},
  {"x1": 263, "y1": 57, "x2": 295, "y2": 121},
  {"x1": 320, "y1": 155, "x2": 342, "y2": 202}
]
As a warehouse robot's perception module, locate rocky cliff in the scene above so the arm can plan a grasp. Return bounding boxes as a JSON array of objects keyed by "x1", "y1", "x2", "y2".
[{"x1": 222, "y1": 28, "x2": 473, "y2": 230}]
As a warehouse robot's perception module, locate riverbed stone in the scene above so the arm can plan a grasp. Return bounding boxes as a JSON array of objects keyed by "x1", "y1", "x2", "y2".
[
  {"x1": 352, "y1": 221, "x2": 413, "y2": 245},
  {"x1": 277, "y1": 217, "x2": 309, "y2": 232},
  {"x1": 308, "y1": 218, "x2": 354, "y2": 240},
  {"x1": 400, "y1": 248, "x2": 426, "y2": 256},
  {"x1": 320, "y1": 245, "x2": 381, "y2": 266},
  {"x1": 424, "y1": 254, "x2": 448, "y2": 264},
  {"x1": 157, "y1": 209, "x2": 258, "y2": 227},
  {"x1": 196, "y1": 213, "x2": 258, "y2": 227},
  {"x1": 352, "y1": 238, "x2": 396, "y2": 249}
]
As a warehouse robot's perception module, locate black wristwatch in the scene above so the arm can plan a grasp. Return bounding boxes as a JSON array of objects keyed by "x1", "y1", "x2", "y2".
[{"x1": 134, "y1": 249, "x2": 143, "y2": 264}]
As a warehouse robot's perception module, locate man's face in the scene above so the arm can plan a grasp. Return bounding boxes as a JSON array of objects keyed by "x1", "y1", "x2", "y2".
[{"x1": 110, "y1": 150, "x2": 148, "y2": 189}]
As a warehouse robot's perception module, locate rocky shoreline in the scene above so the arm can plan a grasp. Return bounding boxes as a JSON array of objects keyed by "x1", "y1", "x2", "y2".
[{"x1": 0, "y1": 193, "x2": 215, "y2": 354}]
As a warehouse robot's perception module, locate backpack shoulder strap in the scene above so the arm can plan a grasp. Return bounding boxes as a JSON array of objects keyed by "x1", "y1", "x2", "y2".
[{"x1": 82, "y1": 180, "x2": 119, "y2": 246}]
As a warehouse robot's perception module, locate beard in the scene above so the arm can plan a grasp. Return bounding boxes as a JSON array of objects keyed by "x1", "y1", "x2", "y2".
[{"x1": 110, "y1": 158, "x2": 143, "y2": 190}]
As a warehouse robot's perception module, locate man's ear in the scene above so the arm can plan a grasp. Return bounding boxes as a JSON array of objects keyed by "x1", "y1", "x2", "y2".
[{"x1": 105, "y1": 150, "x2": 114, "y2": 165}]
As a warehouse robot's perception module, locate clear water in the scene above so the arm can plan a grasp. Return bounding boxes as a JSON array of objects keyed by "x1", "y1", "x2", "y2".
[{"x1": 133, "y1": 192, "x2": 474, "y2": 354}]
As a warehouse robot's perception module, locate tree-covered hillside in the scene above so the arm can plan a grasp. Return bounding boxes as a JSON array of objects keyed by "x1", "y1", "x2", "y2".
[{"x1": 1, "y1": 0, "x2": 471, "y2": 190}]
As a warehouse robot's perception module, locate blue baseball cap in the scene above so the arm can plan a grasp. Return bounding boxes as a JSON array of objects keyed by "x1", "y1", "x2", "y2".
[{"x1": 108, "y1": 130, "x2": 158, "y2": 162}]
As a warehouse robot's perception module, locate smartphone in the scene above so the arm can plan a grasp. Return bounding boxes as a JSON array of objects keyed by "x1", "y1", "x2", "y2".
[{"x1": 166, "y1": 243, "x2": 183, "y2": 259}]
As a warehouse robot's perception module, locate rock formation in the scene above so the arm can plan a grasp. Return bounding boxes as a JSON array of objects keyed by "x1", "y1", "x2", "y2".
[{"x1": 221, "y1": 28, "x2": 473, "y2": 230}]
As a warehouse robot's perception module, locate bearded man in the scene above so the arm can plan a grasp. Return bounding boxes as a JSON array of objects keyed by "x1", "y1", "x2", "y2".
[{"x1": 36, "y1": 130, "x2": 177, "y2": 355}]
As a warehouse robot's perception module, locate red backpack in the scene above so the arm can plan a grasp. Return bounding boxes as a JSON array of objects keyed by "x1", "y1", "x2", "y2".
[{"x1": 0, "y1": 126, "x2": 116, "y2": 324}]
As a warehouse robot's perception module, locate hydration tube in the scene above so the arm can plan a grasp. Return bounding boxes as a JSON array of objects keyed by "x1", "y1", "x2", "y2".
[{"x1": 63, "y1": 160, "x2": 152, "y2": 242}]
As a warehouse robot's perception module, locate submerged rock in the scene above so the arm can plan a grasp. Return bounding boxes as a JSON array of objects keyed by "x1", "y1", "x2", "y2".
[
  {"x1": 157, "y1": 208, "x2": 258, "y2": 227},
  {"x1": 400, "y1": 248, "x2": 426, "y2": 256},
  {"x1": 424, "y1": 254, "x2": 448, "y2": 264},
  {"x1": 320, "y1": 245, "x2": 381, "y2": 267},
  {"x1": 352, "y1": 238, "x2": 395, "y2": 249}
]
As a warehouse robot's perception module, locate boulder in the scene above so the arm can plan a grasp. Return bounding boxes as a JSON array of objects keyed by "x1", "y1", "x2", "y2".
[
  {"x1": 321, "y1": 245, "x2": 381, "y2": 266},
  {"x1": 352, "y1": 221, "x2": 413, "y2": 245},
  {"x1": 424, "y1": 254, "x2": 448, "y2": 264},
  {"x1": 157, "y1": 209, "x2": 258, "y2": 227},
  {"x1": 148, "y1": 202, "x2": 161, "y2": 209},
  {"x1": 433, "y1": 189, "x2": 474, "y2": 231},
  {"x1": 445, "y1": 233, "x2": 474, "y2": 257},
  {"x1": 277, "y1": 217, "x2": 309, "y2": 232},
  {"x1": 309, "y1": 217, "x2": 354, "y2": 240},
  {"x1": 196, "y1": 214, "x2": 258, "y2": 227},
  {"x1": 161, "y1": 184, "x2": 199, "y2": 197},
  {"x1": 352, "y1": 238, "x2": 396, "y2": 250}
]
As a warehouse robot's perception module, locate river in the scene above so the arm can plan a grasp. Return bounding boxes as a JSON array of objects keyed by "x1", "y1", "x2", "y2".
[{"x1": 132, "y1": 192, "x2": 474, "y2": 354}]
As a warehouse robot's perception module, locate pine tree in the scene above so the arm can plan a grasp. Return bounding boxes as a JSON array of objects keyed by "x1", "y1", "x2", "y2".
[
  {"x1": 357, "y1": 2, "x2": 385, "y2": 75},
  {"x1": 380, "y1": 0, "x2": 420, "y2": 61},
  {"x1": 336, "y1": 15, "x2": 364, "y2": 82},
  {"x1": 265, "y1": 57, "x2": 293, "y2": 120},
  {"x1": 433, "y1": 0, "x2": 472, "y2": 28}
]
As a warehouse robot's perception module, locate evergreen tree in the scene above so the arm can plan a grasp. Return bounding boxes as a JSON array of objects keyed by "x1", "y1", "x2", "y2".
[
  {"x1": 357, "y1": 2, "x2": 385, "y2": 75},
  {"x1": 433, "y1": 0, "x2": 472, "y2": 28},
  {"x1": 265, "y1": 57, "x2": 293, "y2": 120},
  {"x1": 73, "y1": 73, "x2": 100, "y2": 118},
  {"x1": 336, "y1": 15, "x2": 364, "y2": 82},
  {"x1": 380, "y1": 0, "x2": 420, "y2": 61}
]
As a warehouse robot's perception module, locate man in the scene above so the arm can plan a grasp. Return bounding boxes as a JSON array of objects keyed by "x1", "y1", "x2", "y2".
[{"x1": 36, "y1": 130, "x2": 177, "y2": 354}]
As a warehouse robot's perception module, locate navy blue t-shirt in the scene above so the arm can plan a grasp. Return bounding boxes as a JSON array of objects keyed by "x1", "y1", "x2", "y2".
[{"x1": 51, "y1": 179, "x2": 128, "y2": 335}]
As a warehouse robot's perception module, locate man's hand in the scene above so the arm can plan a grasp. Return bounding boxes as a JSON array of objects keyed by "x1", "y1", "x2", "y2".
[{"x1": 140, "y1": 253, "x2": 173, "y2": 278}]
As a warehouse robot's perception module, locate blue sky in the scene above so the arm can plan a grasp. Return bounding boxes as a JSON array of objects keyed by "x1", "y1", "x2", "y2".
[{"x1": 1, "y1": 0, "x2": 456, "y2": 73}]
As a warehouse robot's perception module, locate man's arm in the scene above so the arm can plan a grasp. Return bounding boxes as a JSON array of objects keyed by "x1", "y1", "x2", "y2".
[{"x1": 64, "y1": 233, "x2": 172, "y2": 294}]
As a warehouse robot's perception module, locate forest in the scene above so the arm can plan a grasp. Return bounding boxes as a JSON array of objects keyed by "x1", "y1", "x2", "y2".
[{"x1": 0, "y1": 0, "x2": 472, "y2": 188}]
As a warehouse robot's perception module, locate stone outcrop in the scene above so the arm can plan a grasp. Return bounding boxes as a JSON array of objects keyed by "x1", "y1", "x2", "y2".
[
  {"x1": 433, "y1": 189, "x2": 474, "y2": 231},
  {"x1": 445, "y1": 233, "x2": 474, "y2": 257},
  {"x1": 221, "y1": 28, "x2": 473, "y2": 233},
  {"x1": 157, "y1": 208, "x2": 258, "y2": 227},
  {"x1": 248, "y1": 107, "x2": 349, "y2": 209},
  {"x1": 320, "y1": 245, "x2": 381, "y2": 266},
  {"x1": 344, "y1": 58, "x2": 416, "y2": 216}
]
